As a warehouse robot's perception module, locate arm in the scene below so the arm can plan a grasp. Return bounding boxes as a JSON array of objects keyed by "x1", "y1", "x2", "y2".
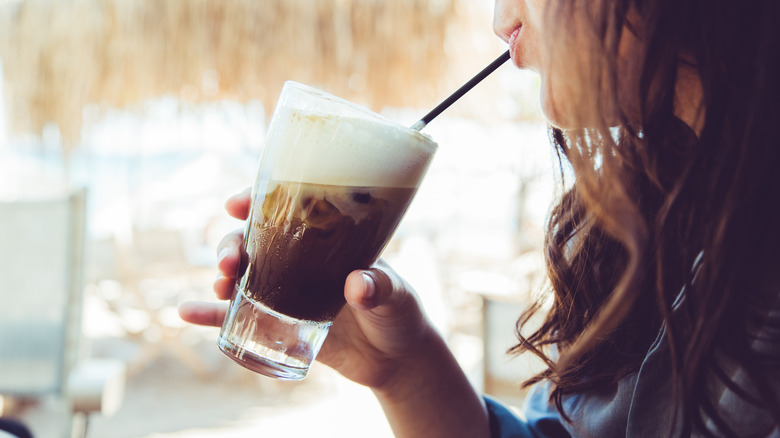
[
  {"x1": 369, "y1": 315, "x2": 490, "y2": 438},
  {"x1": 179, "y1": 189, "x2": 490, "y2": 438}
]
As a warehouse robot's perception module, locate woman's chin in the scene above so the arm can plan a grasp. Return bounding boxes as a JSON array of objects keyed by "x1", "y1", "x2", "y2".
[
  {"x1": 541, "y1": 105, "x2": 576, "y2": 130},
  {"x1": 539, "y1": 86, "x2": 575, "y2": 129},
  {"x1": 540, "y1": 95, "x2": 618, "y2": 130}
]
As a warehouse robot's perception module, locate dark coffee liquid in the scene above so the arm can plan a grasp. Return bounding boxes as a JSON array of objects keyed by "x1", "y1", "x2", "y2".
[{"x1": 240, "y1": 180, "x2": 415, "y2": 322}]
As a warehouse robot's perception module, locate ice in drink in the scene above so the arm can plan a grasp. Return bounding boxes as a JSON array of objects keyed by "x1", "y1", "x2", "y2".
[{"x1": 218, "y1": 82, "x2": 437, "y2": 380}]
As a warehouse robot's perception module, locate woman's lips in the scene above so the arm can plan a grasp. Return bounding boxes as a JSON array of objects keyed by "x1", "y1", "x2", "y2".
[{"x1": 508, "y1": 27, "x2": 521, "y2": 62}]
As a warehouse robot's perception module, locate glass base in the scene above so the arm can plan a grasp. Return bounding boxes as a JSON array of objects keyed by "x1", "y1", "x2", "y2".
[
  {"x1": 217, "y1": 336, "x2": 310, "y2": 380},
  {"x1": 217, "y1": 289, "x2": 331, "y2": 381}
]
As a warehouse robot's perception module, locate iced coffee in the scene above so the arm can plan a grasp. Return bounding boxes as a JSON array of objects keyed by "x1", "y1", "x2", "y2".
[{"x1": 218, "y1": 82, "x2": 437, "y2": 380}]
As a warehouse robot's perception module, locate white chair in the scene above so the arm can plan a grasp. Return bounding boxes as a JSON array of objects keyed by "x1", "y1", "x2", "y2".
[{"x1": 0, "y1": 188, "x2": 125, "y2": 438}]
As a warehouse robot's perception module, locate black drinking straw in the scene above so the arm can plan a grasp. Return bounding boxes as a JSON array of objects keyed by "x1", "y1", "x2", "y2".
[{"x1": 411, "y1": 50, "x2": 511, "y2": 131}]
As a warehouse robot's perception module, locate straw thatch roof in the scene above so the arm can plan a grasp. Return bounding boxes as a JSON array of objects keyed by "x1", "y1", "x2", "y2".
[{"x1": 0, "y1": 0, "x2": 494, "y2": 152}]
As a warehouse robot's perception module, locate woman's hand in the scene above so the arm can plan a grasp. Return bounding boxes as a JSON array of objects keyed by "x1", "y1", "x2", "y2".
[
  {"x1": 178, "y1": 188, "x2": 489, "y2": 437},
  {"x1": 178, "y1": 188, "x2": 436, "y2": 389}
]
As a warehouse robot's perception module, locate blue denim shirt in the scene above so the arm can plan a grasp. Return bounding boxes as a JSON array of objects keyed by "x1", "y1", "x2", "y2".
[{"x1": 485, "y1": 293, "x2": 780, "y2": 437}]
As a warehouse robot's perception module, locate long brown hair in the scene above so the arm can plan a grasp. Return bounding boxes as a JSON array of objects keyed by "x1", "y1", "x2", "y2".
[{"x1": 511, "y1": 1, "x2": 780, "y2": 435}]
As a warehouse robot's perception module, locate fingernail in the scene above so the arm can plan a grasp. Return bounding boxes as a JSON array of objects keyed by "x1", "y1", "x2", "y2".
[
  {"x1": 217, "y1": 247, "x2": 229, "y2": 263},
  {"x1": 361, "y1": 272, "x2": 375, "y2": 301}
]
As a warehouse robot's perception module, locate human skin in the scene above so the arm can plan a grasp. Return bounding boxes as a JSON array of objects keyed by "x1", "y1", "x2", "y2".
[
  {"x1": 179, "y1": 0, "x2": 704, "y2": 436},
  {"x1": 493, "y1": 0, "x2": 561, "y2": 121},
  {"x1": 179, "y1": 189, "x2": 491, "y2": 438},
  {"x1": 178, "y1": 2, "x2": 586, "y2": 436},
  {"x1": 494, "y1": 0, "x2": 703, "y2": 133}
]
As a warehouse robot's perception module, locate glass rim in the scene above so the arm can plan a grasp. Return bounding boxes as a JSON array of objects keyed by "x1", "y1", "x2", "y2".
[{"x1": 279, "y1": 80, "x2": 436, "y2": 144}]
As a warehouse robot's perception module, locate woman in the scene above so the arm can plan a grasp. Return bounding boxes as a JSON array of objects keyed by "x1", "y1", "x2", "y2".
[{"x1": 180, "y1": 0, "x2": 780, "y2": 436}]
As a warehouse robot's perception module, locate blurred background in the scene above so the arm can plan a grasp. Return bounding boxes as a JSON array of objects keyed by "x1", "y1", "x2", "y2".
[{"x1": 0, "y1": 0, "x2": 556, "y2": 437}]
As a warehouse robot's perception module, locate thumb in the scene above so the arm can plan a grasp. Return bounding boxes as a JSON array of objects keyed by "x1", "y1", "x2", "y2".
[
  {"x1": 344, "y1": 261, "x2": 420, "y2": 319},
  {"x1": 344, "y1": 270, "x2": 385, "y2": 311}
]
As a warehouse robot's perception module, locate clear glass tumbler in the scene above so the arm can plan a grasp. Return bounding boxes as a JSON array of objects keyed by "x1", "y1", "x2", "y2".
[{"x1": 217, "y1": 81, "x2": 437, "y2": 380}]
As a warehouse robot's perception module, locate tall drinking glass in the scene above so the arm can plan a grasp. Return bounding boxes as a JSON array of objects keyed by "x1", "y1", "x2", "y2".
[{"x1": 217, "y1": 81, "x2": 437, "y2": 380}]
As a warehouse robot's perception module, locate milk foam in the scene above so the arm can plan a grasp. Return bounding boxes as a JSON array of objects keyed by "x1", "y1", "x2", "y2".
[{"x1": 265, "y1": 106, "x2": 437, "y2": 188}]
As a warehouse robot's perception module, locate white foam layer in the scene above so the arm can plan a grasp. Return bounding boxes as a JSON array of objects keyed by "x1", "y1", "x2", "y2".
[{"x1": 265, "y1": 107, "x2": 437, "y2": 188}]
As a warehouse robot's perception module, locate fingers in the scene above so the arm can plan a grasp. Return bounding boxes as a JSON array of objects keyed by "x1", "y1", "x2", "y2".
[
  {"x1": 216, "y1": 228, "x2": 244, "y2": 273},
  {"x1": 183, "y1": 190, "x2": 250, "y2": 327},
  {"x1": 214, "y1": 228, "x2": 246, "y2": 300},
  {"x1": 212, "y1": 188, "x2": 251, "y2": 300},
  {"x1": 225, "y1": 187, "x2": 251, "y2": 220},
  {"x1": 178, "y1": 301, "x2": 228, "y2": 328},
  {"x1": 213, "y1": 275, "x2": 237, "y2": 301}
]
